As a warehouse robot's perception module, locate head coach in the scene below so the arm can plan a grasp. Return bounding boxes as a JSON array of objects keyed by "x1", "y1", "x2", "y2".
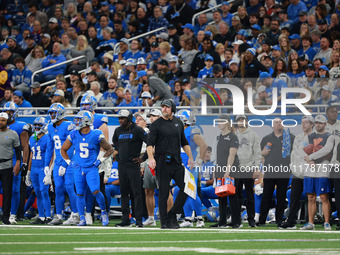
[{"x1": 147, "y1": 99, "x2": 194, "y2": 229}]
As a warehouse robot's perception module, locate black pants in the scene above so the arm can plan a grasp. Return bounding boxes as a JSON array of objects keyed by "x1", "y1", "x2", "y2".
[
  {"x1": 219, "y1": 178, "x2": 241, "y2": 226},
  {"x1": 236, "y1": 178, "x2": 255, "y2": 223},
  {"x1": 156, "y1": 158, "x2": 188, "y2": 226},
  {"x1": 286, "y1": 177, "x2": 304, "y2": 224},
  {"x1": 0, "y1": 168, "x2": 13, "y2": 221},
  {"x1": 118, "y1": 164, "x2": 143, "y2": 225},
  {"x1": 259, "y1": 178, "x2": 289, "y2": 225}
]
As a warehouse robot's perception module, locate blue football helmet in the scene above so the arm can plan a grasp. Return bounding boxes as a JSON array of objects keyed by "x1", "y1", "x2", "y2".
[
  {"x1": 80, "y1": 94, "x2": 97, "y2": 112},
  {"x1": 33, "y1": 117, "x2": 48, "y2": 134},
  {"x1": 73, "y1": 110, "x2": 94, "y2": 130},
  {"x1": 48, "y1": 103, "x2": 66, "y2": 123},
  {"x1": 3, "y1": 101, "x2": 18, "y2": 122},
  {"x1": 175, "y1": 109, "x2": 196, "y2": 125}
]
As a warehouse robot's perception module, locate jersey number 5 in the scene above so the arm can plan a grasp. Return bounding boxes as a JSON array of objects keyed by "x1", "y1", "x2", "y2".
[{"x1": 80, "y1": 143, "x2": 89, "y2": 158}]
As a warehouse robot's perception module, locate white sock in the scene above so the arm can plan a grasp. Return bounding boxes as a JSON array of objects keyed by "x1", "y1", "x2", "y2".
[
  {"x1": 40, "y1": 217, "x2": 45, "y2": 221},
  {"x1": 73, "y1": 212, "x2": 79, "y2": 217},
  {"x1": 86, "y1": 212, "x2": 91, "y2": 216},
  {"x1": 197, "y1": 216, "x2": 203, "y2": 220},
  {"x1": 185, "y1": 217, "x2": 192, "y2": 222},
  {"x1": 149, "y1": 216, "x2": 154, "y2": 221},
  {"x1": 255, "y1": 213, "x2": 260, "y2": 223},
  {"x1": 57, "y1": 214, "x2": 62, "y2": 220}
]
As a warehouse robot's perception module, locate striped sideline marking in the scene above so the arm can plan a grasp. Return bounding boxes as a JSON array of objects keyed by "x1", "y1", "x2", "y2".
[
  {"x1": 1, "y1": 225, "x2": 340, "y2": 234},
  {"x1": 1, "y1": 239, "x2": 340, "y2": 245},
  {"x1": 2, "y1": 247, "x2": 340, "y2": 255}
]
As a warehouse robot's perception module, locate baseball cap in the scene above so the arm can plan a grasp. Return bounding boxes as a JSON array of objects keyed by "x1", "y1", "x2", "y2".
[
  {"x1": 217, "y1": 115, "x2": 230, "y2": 121},
  {"x1": 54, "y1": 89, "x2": 65, "y2": 97},
  {"x1": 298, "y1": 11, "x2": 307, "y2": 16},
  {"x1": 137, "y1": 57, "x2": 147, "y2": 65},
  {"x1": 156, "y1": 32, "x2": 169, "y2": 40},
  {"x1": 151, "y1": 41, "x2": 159, "y2": 48},
  {"x1": 168, "y1": 24, "x2": 176, "y2": 30},
  {"x1": 289, "y1": 34, "x2": 301, "y2": 40},
  {"x1": 319, "y1": 65, "x2": 329, "y2": 72},
  {"x1": 318, "y1": 19, "x2": 327, "y2": 25},
  {"x1": 169, "y1": 55, "x2": 178, "y2": 63},
  {"x1": 302, "y1": 115, "x2": 314, "y2": 123},
  {"x1": 13, "y1": 90, "x2": 23, "y2": 97},
  {"x1": 141, "y1": 91, "x2": 151, "y2": 98},
  {"x1": 311, "y1": 29, "x2": 322, "y2": 36},
  {"x1": 232, "y1": 16, "x2": 240, "y2": 21},
  {"x1": 259, "y1": 72, "x2": 270, "y2": 81},
  {"x1": 31, "y1": 82, "x2": 41, "y2": 88},
  {"x1": 212, "y1": 64, "x2": 222, "y2": 74},
  {"x1": 181, "y1": 23, "x2": 194, "y2": 31},
  {"x1": 133, "y1": 112, "x2": 148, "y2": 122},
  {"x1": 161, "y1": 99, "x2": 174, "y2": 108},
  {"x1": 251, "y1": 24, "x2": 261, "y2": 30},
  {"x1": 237, "y1": 29, "x2": 248, "y2": 37},
  {"x1": 315, "y1": 114, "x2": 327, "y2": 123},
  {"x1": 118, "y1": 109, "x2": 131, "y2": 118},
  {"x1": 49, "y1": 17, "x2": 58, "y2": 23},
  {"x1": 232, "y1": 40, "x2": 243, "y2": 45},
  {"x1": 120, "y1": 38, "x2": 129, "y2": 45},
  {"x1": 204, "y1": 31, "x2": 212, "y2": 37},
  {"x1": 229, "y1": 60, "x2": 238, "y2": 66},
  {"x1": 299, "y1": 54, "x2": 309, "y2": 61},
  {"x1": 272, "y1": 45, "x2": 281, "y2": 52},
  {"x1": 70, "y1": 69, "x2": 79, "y2": 75},
  {"x1": 103, "y1": 52, "x2": 113, "y2": 60},
  {"x1": 126, "y1": 58, "x2": 136, "y2": 66},
  {"x1": 222, "y1": 1, "x2": 229, "y2": 6},
  {"x1": 42, "y1": 33, "x2": 51, "y2": 39},
  {"x1": 135, "y1": 70, "x2": 148, "y2": 80},
  {"x1": 262, "y1": 40, "x2": 269, "y2": 45},
  {"x1": 182, "y1": 79, "x2": 189, "y2": 83},
  {"x1": 25, "y1": 34, "x2": 33, "y2": 40},
  {"x1": 158, "y1": 59, "x2": 169, "y2": 66},
  {"x1": 257, "y1": 85, "x2": 267, "y2": 93},
  {"x1": 147, "y1": 109, "x2": 162, "y2": 117},
  {"x1": 88, "y1": 71, "x2": 97, "y2": 76},
  {"x1": 236, "y1": 115, "x2": 247, "y2": 121},
  {"x1": 321, "y1": 85, "x2": 330, "y2": 91},
  {"x1": 0, "y1": 112, "x2": 8, "y2": 119},
  {"x1": 205, "y1": 54, "x2": 214, "y2": 61},
  {"x1": 119, "y1": 60, "x2": 127, "y2": 66},
  {"x1": 123, "y1": 88, "x2": 132, "y2": 94},
  {"x1": 306, "y1": 63, "x2": 315, "y2": 70},
  {"x1": 101, "y1": 1, "x2": 109, "y2": 6}
]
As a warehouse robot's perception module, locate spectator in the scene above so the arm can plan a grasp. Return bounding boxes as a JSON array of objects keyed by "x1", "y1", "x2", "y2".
[
  {"x1": 12, "y1": 90, "x2": 33, "y2": 115},
  {"x1": 48, "y1": 18, "x2": 61, "y2": 35},
  {"x1": 97, "y1": 15, "x2": 111, "y2": 41},
  {"x1": 147, "y1": 6, "x2": 168, "y2": 34},
  {"x1": 28, "y1": 82, "x2": 51, "y2": 107},
  {"x1": 10, "y1": 57, "x2": 32, "y2": 95},
  {"x1": 240, "y1": 48, "x2": 268, "y2": 78},
  {"x1": 65, "y1": 2, "x2": 78, "y2": 20},
  {"x1": 100, "y1": 76, "x2": 118, "y2": 107},
  {"x1": 90, "y1": 81, "x2": 103, "y2": 102},
  {"x1": 0, "y1": 88, "x2": 12, "y2": 107},
  {"x1": 291, "y1": 11, "x2": 308, "y2": 34},
  {"x1": 67, "y1": 35, "x2": 94, "y2": 70},
  {"x1": 40, "y1": 33, "x2": 53, "y2": 56},
  {"x1": 125, "y1": 39, "x2": 145, "y2": 60},
  {"x1": 113, "y1": 21, "x2": 126, "y2": 41},
  {"x1": 278, "y1": 35, "x2": 292, "y2": 62},
  {"x1": 25, "y1": 46, "x2": 45, "y2": 74},
  {"x1": 315, "y1": 85, "x2": 338, "y2": 112},
  {"x1": 329, "y1": 13, "x2": 340, "y2": 33},
  {"x1": 165, "y1": 0, "x2": 194, "y2": 34},
  {"x1": 287, "y1": 0, "x2": 307, "y2": 25},
  {"x1": 329, "y1": 50, "x2": 340, "y2": 79},
  {"x1": 22, "y1": 34, "x2": 36, "y2": 59},
  {"x1": 298, "y1": 34, "x2": 317, "y2": 61},
  {"x1": 51, "y1": 89, "x2": 72, "y2": 110},
  {"x1": 214, "y1": 21, "x2": 233, "y2": 47},
  {"x1": 168, "y1": 24, "x2": 181, "y2": 53},
  {"x1": 0, "y1": 48, "x2": 20, "y2": 67},
  {"x1": 318, "y1": 65, "x2": 330, "y2": 78},
  {"x1": 314, "y1": 37, "x2": 332, "y2": 65},
  {"x1": 89, "y1": 61, "x2": 110, "y2": 90},
  {"x1": 71, "y1": 81, "x2": 86, "y2": 107},
  {"x1": 165, "y1": 56, "x2": 183, "y2": 86},
  {"x1": 318, "y1": 19, "x2": 331, "y2": 40},
  {"x1": 41, "y1": 42, "x2": 66, "y2": 82},
  {"x1": 118, "y1": 88, "x2": 138, "y2": 113},
  {"x1": 60, "y1": 18, "x2": 71, "y2": 35},
  {"x1": 194, "y1": 14, "x2": 208, "y2": 36},
  {"x1": 156, "y1": 59, "x2": 169, "y2": 82},
  {"x1": 191, "y1": 36, "x2": 221, "y2": 78},
  {"x1": 136, "y1": 7, "x2": 149, "y2": 34},
  {"x1": 6, "y1": 36, "x2": 23, "y2": 56},
  {"x1": 60, "y1": 33, "x2": 75, "y2": 57},
  {"x1": 67, "y1": 27, "x2": 78, "y2": 46},
  {"x1": 87, "y1": 26, "x2": 100, "y2": 51},
  {"x1": 28, "y1": 1, "x2": 48, "y2": 28},
  {"x1": 198, "y1": 55, "x2": 214, "y2": 80},
  {"x1": 287, "y1": 58, "x2": 306, "y2": 85},
  {"x1": 95, "y1": 27, "x2": 116, "y2": 59}
]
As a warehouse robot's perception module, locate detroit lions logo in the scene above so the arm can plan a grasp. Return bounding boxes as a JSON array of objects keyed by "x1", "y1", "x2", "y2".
[{"x1": 239, "y1": 137, "x2": 249, "y2": 148}]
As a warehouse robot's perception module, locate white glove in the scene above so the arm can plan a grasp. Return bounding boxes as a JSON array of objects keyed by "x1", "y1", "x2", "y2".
[
  {"x1": 25, "y1": 171, "x2": 32, "y2": 186},
  {"x1": 58, "y1": 166, "x2": 66, "y2": 176},
  {"x1": 43, "y1": 174, "x2": 52, "y2": 185},
  {"x1": 44, "y1": 166, "x2": 51, "y2": 176},
  {"x1": 254, "y1": 184, "x2": 264, "y2": 196}
]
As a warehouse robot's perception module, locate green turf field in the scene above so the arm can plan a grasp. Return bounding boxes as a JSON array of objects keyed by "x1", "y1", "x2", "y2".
[{"x1": 1, "y1": 220, "x2": 340, "y2": 255}]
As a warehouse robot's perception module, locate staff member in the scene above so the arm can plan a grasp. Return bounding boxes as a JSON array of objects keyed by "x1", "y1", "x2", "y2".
[
  {"x1": 0, "y1": 112, "x2": 21, "y2": 225},
  {"x1": 147, "y1": 99, "x2": 194, "y2": 229},
  {"x1": 211, "y1": 115, "x2": 241, "y2": 228},
  {"x1": 112, "y1": 109, "x2": 148, "y2": 228}
]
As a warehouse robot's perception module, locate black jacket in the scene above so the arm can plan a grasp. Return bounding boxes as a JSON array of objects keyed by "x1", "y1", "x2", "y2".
[
  {"x1": 244, "y1": 59, "x2": 268, "y2": 78},
  {"x1": 191, "y1": 50, "x2": 222, "y2": 78}
]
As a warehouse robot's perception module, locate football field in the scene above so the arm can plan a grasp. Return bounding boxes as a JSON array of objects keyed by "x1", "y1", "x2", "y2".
[{"x1": 1, "y1": 222, "x2": 340, "y2": 255}]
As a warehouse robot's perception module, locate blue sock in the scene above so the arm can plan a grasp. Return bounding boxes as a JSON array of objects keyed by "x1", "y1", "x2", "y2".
[
  {"x1": 24, "y1": 193, "x2": 36, "y2": 213},
  {"x1": 93, "y1": 192, "x2": 106, "y2": 211},
  {"x1": 85, "y1": 186, "x2": 94, "y2": 213},
  {"x1": 41, "y1": 190, "x2": 51, "y2": 218},
  {"x1": 76, "y1": 195, "x2": 86, "y2": 216}
]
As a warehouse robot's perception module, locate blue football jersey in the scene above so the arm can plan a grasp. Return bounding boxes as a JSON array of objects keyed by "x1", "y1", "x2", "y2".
[
  {"x1": 68, "y1": 129, "x2": 104, "y2": 167},
  {"x1": 9, "y1": 121, "x2": 30, "y2": 163},
  {"x1": 181, "y1": 126, "x2": 200, "y2": 166},
  {"x1": 29, "y1": 133, "x2": 50, "y2": 168},
  {"x1": 107, "y1": 161, "x2": 119, "y2": 183},
  {"x1": 93, "y1": 113, "x2": 108, "y2": 130},
  {"x1": 46, "y1": 121, "x2": 73, "y2": 166}
]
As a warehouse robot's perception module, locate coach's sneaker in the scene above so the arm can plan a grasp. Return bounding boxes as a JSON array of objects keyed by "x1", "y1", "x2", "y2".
[
  {"x1": 101, "y1": 211, "x2": 109, "y2": 226},
  {"x1": 115, "y1": 221, "x2": 132, "y2": 227},
  {"x1": 77, "y1": 216, "x2": 86, "y2": 226},
  {"x1": 278, "y1": 222, "x2": 297, "y2": 230},
  {"x1": 48, "y1": 217, "x2": 63, "y2": 225},
  {"x1": 180, "y1": 220, "x2": 193, "y2": 228},
  {"x1": 143, "y1": 218, "x2": 156, "y2": 226},
  {"x1": 9, "y1": 215, "x2": 17, "y2": 224},
  {"x1": 30, "y1": 218, "x2": 45, "y2": 225},
  {"x1": 324, "y1": 222, "x2": 332, "y2": 231},
  {"x1": 196, "y1": 220, "x2": 205, "y2": 228},
  {"x1": 85, "y1": 213, "x2": 93, "y2": 225},
  {"x1": 300, "y1": 222, "x2": 315, "y2": 230}
]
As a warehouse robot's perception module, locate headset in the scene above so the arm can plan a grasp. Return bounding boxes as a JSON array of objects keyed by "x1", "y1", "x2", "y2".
[{"x1": 161, "y1": 99, "x2": 176, "y2": 113}]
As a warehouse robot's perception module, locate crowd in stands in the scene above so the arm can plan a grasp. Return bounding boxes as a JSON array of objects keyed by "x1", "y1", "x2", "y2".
[{"x1": 0, "y1": 0, "x2": 340, "y2": 113}]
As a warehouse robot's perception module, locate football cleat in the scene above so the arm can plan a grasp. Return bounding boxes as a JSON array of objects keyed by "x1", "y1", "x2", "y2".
[
  {"x1": 196, "y1": 220, "x2": 205, "y2": 228},
  {"x1": 85, "y1": 213, "x2": 93, "y2": 225},
  {"x1": 101, "y1": 211, "x2": 109, "y2": 226},
  {"x1": 9, "y1": 215, "x2": 17, "y2": 225},
  {"x1": 180, "y1": 220, "x2": 193, "y2": 228},
  {"x1": 48, "y1": 217, "x2": 63, "y2": 225}
]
